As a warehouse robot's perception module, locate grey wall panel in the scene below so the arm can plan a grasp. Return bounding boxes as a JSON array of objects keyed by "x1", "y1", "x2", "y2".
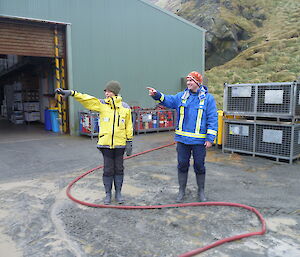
[{"x1": 0, "y1": 0, "x2": 205, "y2": 134}]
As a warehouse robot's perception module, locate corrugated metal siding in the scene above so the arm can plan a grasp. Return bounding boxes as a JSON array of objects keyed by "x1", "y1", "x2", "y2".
[
  {"x1": 0, "y1": 0, "x2": 205, "y2": 135},
  {"x1": 0, "y1": 18, "x2": 64, "y2": 57}
]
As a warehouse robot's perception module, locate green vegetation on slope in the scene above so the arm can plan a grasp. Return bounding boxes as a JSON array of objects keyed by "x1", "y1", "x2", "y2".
[{"x1": 206, "y1": 0, "x2": 300, "y2": 108}]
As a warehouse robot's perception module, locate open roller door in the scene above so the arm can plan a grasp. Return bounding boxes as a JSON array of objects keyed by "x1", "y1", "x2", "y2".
[
  {"x1": 0, "y1": 17, "x2": 69, "y2": 136},
  {"x1": 0, "y1": 17, "x2": 64, "y2": 57}
]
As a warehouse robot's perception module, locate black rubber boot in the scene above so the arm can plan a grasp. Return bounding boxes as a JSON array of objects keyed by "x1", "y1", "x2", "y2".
[
  {"x1": 196, "y1": 173, "x2": 207, "y2": 202},
  {"x1": 176, "y1": 172, "x2": 188, "y2": 203},
  {"x1": 103, "y1": 176, "x2": 113, "y2": 205},
  {"x1": 114, "y1": 175, "x2": 124, "y2": 204}
]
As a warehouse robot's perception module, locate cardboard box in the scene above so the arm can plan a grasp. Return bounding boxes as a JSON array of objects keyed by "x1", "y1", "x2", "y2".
[
  {"x1": 24, "y1": 111, "x2": 40, "y2": 121},
  {"x1": 23, "y1": 102, "x2": 40, "y2": 112}
]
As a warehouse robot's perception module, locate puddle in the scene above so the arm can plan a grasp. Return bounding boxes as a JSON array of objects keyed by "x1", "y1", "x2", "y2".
[
  {"x1": 123, "y1": 184, "x2": 145, "y2": 196},
  {"x1": 151, "y1": 173, "x2": 171, "y2": 180},
  {"x1": 267, "y1": 217, "x2": 297, "y2": 232},
  {"x1": 0, "y1": 229, "x2": 22, "y2": 257}
]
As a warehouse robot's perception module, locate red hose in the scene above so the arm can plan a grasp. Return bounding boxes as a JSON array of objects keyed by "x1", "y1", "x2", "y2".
[{"x1": 66, "y1": 142, "x2": 266, "y2": 257}]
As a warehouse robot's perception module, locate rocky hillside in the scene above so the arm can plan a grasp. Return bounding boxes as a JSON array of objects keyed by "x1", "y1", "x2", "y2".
[
  {"x1": 150, "y1": 0, "x2": 266, "y2": 69},
  {"x1": 149, "y1": 0, "x2": 300, "y2": 108}
]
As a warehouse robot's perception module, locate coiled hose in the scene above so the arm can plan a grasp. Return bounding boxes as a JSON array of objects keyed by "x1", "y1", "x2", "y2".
[{"x1": 66, "y1": 142, "x2": 266, "y2": 257}]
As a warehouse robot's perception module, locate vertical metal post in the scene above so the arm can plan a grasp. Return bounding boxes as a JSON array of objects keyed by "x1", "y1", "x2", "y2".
[
  {"x1": 223, "y1": 83, "x2": 228, "y2": 113},
  {"x1": 253, "y1": 121, "x2": 257, "y2": 156},
  {"x1": 54, "y1": 26, "x2": 63, "y2": 133},
  {"x1": 290, "y1": 124, "x2": 295, "y2": 164},
  {"x1": 60, "y1": 58, "x2": 68, "y2": 133},
  {"x1": 222, "y1": 120, "x2": 227, "y2": 153},
  {"x1": 291, "y1": 82, "x2": 296, "y2": 118},
  {"x1": 66, "y1": 24, "x2": 75, "y2": 135},
  {"x1": 253, "y1": 84, "x2": 258, "y2": 117}
]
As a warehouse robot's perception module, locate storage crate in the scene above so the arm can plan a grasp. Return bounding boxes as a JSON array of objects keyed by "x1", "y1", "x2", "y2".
[
  {"x1": 255, "y1": 123, "x2": 300, "y2": 160},
  {"x1": 224, "y1": 81, "x2": 300, "y2": 120},
  {"x1": 223, "y1": 120, "x2": 255, "y2": 152},
  {"x1": 79, "y1": 111, "x2": 99, "y2": 138},
  {"x1": 223, "y1": 119, "x2": 300, "y2": 163},
  {"x1": 23, "y1": 102, "x2": 40, "y2": 112},
  {"x1": 133, "y1": 109, "x2": 176, "y2": 134},
  {"x1": 24, "y1": 111, "x2": 40, "y2": 121}
]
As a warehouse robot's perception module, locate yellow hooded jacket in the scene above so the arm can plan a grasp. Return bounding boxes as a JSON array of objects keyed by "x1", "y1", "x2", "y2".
[{"x1": 73, "y1": 91, "x2": 133, "y2": 148}]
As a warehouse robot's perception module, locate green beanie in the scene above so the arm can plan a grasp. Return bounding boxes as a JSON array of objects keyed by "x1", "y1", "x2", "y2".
[{"x1": 104, "y1": 81, "x2": 121, "y2": 95}]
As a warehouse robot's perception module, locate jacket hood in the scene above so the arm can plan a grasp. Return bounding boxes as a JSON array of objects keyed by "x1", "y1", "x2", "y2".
[
  {"x1": 197, "y1": 85, "x2": 208, "y2": 94},
  {"x1": 182, "y1": 85, "x2": 208, "y2": 101}
]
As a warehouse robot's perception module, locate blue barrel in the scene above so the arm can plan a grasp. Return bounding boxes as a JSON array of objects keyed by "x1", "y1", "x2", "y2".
[
  {"x1": 49, "y1": 108, "x2": 60, "y2": 133},
  {"x1": 94, "y1": 116, "x2": 99, "y2": 132},
  {"x1": 44, "y1": 109, "x2": 52, "y2": 131},
  {"x1": 152, "y1": 114, "x2": 158, "y2": 128}
]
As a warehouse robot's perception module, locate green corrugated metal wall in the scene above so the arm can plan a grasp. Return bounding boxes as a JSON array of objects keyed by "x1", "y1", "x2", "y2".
[{"x1": 0, "y1": 0, "x2": 205, "y2": 134}]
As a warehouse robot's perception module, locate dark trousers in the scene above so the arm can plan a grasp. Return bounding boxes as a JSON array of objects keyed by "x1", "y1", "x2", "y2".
[
  {"x1": 176, "y1": 142, "x2": 206, "y2": 174},
  {"x1": 99, "y1": 148, "x2": 125, "y2": 177}
]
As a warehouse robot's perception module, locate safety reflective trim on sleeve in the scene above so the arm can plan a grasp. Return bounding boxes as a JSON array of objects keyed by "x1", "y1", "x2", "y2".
[
  {"x1": 175, "y1": 130, "x2": 207, "y2": 138},
  {"x1": 207, "y1": 129, "x2": 217, "y2": 135},
  {"x1": 159, "y1": 93, "x2": 165, "y2": 102}
]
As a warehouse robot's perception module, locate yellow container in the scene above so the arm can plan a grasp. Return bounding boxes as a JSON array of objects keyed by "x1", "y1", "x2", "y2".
[{"x1": 214, "y1": 110, "x2": 224, "y2": 146}]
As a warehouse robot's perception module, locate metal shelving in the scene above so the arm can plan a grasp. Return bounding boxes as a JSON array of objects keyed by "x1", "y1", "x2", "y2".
[{"x1": 133, "y1": 109, "x2": 176, "y2": 134}]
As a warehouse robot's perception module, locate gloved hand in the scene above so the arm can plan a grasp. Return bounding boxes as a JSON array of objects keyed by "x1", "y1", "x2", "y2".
[
  {"x1": 125, "y1": 140, "x2": 133, "y2": 156},
  {"x1": 55, "y1": 88, "x2": 73, "y2": 99}
]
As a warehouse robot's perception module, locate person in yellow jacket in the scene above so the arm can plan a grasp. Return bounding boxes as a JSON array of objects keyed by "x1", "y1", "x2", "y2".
[{"x1": 55, "y1": 81, "x2": 133, "y2": 205}]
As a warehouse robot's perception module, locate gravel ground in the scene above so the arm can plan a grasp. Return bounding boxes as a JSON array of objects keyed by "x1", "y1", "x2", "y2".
[{"x1": 0, "y1": 131, "x2": 299, "y2": 257}]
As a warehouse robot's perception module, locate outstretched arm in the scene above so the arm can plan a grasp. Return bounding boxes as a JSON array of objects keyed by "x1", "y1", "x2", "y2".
[
  {"x1": 55, "y1": 88, "x2": 103, "y2": 112},
  {"x1": 146, "y1": 87, "x2": 178, "y2": 109}
]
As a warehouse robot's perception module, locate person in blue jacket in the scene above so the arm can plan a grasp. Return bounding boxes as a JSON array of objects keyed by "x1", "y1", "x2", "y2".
[{"x1": 147, "y1": 71, "x2": 218, "y2": 202}]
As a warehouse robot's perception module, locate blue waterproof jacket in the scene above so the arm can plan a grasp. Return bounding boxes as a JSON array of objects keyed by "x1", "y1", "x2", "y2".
[{"x1": 152, "y1": 86, "x2": 218, "y2": 145}]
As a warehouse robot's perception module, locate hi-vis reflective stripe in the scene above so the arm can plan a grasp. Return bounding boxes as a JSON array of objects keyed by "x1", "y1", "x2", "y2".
[
  {"x1": 175, "y1": 130, "x2": 207, "y2": 138},
  {"x1": 195, "y1": 99, "x2": 205, "y2": 134},
  {"x1": 195, "y1": 109, "x2": 203, "y2": 133},
  {"x1": 178, "y1": 99, "x2": 187, "y2": 130},
  {"x1": 207, "y1": 129, "x2": 217, "y2": 135},
  {"x1": 159, "y1": 94, "x2": 165, "y2": 102},
  {"x1": 155, "y1": 93, "x2": 165, "y2": 103}
]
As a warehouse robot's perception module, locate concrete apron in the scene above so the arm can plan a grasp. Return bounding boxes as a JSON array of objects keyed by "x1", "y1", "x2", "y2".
[{"x1": 0, "y1": 131, "x2": 299, "y2": 257}]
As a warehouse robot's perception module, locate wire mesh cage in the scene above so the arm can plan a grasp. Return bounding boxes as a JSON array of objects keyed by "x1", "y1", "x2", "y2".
[
  {"x1": 296, "y1": 82, "x2": 300, "y2": 116},
  {"x1": 293, "y1": 124, "x2": 300, "y2": 157},
  {"x1": 257, "y1": 83, "x2": 292, "y2": 114},
  {"x1": 79, "y1": 111, "x2": 99, "y2": 138},
  {"x1": 224, "y1": 84, "x2": 255, "y2": 113},
  {"x1": 256, "y1": 124, "x2": 293, "y2": 157},
  {"x1": 224, "y1": 82, "x2": 300, "y2": 119},
  {"x1": 223, "y1": 119, "x2": 300, "y2": 163},
  {"x1": 223, "y1": 120, "x2": 255, "y2": 152}
]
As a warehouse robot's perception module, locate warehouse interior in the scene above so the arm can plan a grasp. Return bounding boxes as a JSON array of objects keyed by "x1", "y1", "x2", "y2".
[{"x1": 0, "y1": 17, "x2": 68, "y2": 138}]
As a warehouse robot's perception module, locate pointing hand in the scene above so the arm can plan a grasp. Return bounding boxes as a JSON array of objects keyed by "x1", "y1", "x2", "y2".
[{"x1": 146, "y1": 87, "x2": 157, "y2": 96}]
